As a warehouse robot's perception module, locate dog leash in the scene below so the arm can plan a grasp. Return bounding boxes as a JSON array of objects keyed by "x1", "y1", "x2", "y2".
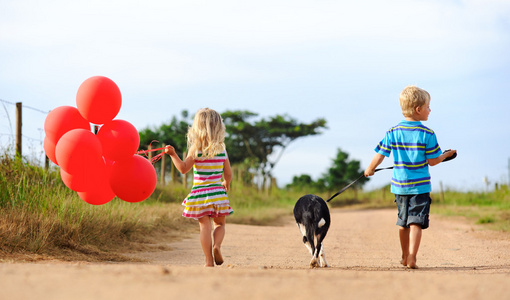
[
  {"x1": 325, "y1": 150, "x2": 457, "y2": 203},
  {"x1": 325, "y1": 167, "x2": 393, "y2": 203}
]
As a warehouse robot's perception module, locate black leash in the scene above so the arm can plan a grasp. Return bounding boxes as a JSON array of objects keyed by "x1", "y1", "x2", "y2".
[
  {"x1": 325, "y1": 150, "x2": 457, "y2": 203},
  {"x1": 325, "y1": 167, "x2": 393, "y2": 202}
]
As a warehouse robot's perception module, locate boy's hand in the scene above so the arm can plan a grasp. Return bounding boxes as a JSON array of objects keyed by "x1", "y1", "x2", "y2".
[
  {"x1": 164, "y1": 145, "x2": 176, "y2": 156},
  {"x1": 364, "y1": 168, "x2": 375, "y2": 177},
  {"x1": 442, "y1": 149, "x2": 457, "y2": 162}
]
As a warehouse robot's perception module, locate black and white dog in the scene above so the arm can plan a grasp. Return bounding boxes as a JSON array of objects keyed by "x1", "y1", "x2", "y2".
[{"x1": 293, "y1": 194, "x2": 331, "y2": 268}]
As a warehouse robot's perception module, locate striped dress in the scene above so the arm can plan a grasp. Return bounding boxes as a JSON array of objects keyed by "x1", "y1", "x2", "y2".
[{"x1": 182, "y1": 150, "x2": 233, "y2": 219}]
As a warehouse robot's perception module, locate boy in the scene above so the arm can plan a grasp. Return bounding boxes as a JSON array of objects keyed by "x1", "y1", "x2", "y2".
[{"x1": 364, "y1": 85, "x2": 456, "y2": 269}]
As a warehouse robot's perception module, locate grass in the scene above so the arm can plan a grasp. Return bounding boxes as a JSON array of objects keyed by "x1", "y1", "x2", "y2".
[
  {"x1": 148, "y1": 181, "x2": 300, "y2": 225},
  {"x1": 2, "y1": 152, "x2": 509, "y2": 262},
  {"x1": 0, "y1": 154, "x2": 195, "y2": 261},
  {"x1": 431, "y1": 187, "x2": 510, "y2": 231}
]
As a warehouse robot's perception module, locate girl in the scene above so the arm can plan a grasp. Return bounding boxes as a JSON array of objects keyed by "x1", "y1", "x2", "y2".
[{"x1": 165, "y1": 108, "x2": 233, "y2": 267}]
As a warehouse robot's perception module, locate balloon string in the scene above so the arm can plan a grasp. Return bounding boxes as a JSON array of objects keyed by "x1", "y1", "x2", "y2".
[
  {"x1": 136, "y1": 140, "x2": 168, "y2": 165},
  {"x1": 149, "y1": 152, "x2": 165, "y2": 164},
  {"x1": 136, "y1": 146, "x2": 167, "y2": 155}
]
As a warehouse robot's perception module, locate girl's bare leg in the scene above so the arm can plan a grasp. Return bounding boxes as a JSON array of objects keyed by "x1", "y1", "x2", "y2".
[
  {"x1": 212, "y1": 216, "x2": 226, "y2": 265},
  {"x1": 198, "y1": 216, "x2": 214, "y2": 267},
  {"x1": 399, "y1": 227, "x2": 410, "y2": 266},
  {"x1": 407, "y1": 224, "x2": 422, "y2": 269}
]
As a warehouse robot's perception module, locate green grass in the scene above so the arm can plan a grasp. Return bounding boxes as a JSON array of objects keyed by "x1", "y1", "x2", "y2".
[
  {"x1": 430, "y1": 187, "x2": 510, "y2": 231},
  {"x1": 0, "y1": 154, "x2": 195, "y2": 261},
  {"x1": 2, "y1": 152, "x2": 509, "y2": 262}
]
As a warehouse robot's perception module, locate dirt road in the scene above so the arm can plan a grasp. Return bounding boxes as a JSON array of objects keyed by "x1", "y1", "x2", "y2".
[{"x1": 1, "y1": 209, "x2": 510, "y2": 300}]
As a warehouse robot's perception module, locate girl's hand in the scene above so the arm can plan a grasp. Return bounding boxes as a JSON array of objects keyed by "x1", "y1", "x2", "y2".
[
  {"x1": 222, "y1": 180, "x2": 230, "y2": 192},
  {"x1": 164, "y1": 145, "x2": 176, "y2": 156}
]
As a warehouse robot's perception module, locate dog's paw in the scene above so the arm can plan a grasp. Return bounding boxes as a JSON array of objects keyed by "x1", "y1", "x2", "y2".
[
  {"x1": 309, "y1": 258, "x2": 319, "y2": 268},
  {"x1": 320, "y1": 261, "x2": 329, "y2": 268}
]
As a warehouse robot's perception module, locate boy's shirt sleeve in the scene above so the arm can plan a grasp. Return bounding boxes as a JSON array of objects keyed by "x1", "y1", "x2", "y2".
[
  {"x1": 375, "y1": 131, "x2": 392, "y2": 157},
  {"x1": 425, "y1": 132, "x2": 442, "y2": 159}
]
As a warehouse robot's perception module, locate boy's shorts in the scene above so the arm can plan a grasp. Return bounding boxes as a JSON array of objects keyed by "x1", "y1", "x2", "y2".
[{"x1": 394, "y1": 193, "x2": 431, "y2": 229}]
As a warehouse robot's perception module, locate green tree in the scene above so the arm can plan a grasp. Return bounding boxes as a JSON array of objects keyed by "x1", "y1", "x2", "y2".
[
  {"x1": 138, "y1": 110, "x2": 191, "y2": 157},
  {"x1": 138, "y1": 109, "x2": 327, "y2": 188},
  {"x1": 222, "y1": 110, "x2": 327, "y2": 186},
  {"x1": 285, "y1": 174, "x2": 322, "y2": 192},
  {"x1": 321, "y1": 148, "x2": 368, "y2": 192}
]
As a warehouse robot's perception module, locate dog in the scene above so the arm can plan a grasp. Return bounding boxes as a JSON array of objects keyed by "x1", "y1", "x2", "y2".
[{"x1": 293, "y1": 194, "x2": 331, "y2": 268}]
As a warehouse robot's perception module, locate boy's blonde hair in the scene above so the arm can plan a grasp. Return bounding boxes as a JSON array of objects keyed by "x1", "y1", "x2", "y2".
[
  {"x1": 399, "y1": 85, "x2": 430, "y2": 117},
  {"x1": 187, "y1": 108, "x2": 226, "y2": 160}
]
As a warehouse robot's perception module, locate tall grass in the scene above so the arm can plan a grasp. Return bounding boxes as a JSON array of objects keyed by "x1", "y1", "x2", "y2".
[
  {"x1": 2, "y1": 152, "x2": 509, "y2": 262},
  {"x1": 0, "y1": 154, "x2": 193, "y2": 261}
]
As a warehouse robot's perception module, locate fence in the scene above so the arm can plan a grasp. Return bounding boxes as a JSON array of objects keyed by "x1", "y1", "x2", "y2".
[
  {"x1": 0, "y1": 99, "x2": 49, "y2": 166},
  {"x1": 1, "y1": 99, "x2": 272, "y2": 191},
  {"x1": 0, "y1": 99, "x2": 193, "y2": 187}
]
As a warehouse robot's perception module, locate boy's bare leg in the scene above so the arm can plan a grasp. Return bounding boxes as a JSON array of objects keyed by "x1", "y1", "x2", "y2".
[
  {"x1": 212, "y1": 216, "x2": 226, "y2": 265},
  {"x1": 399, "y1": 227, "x2": 410, "y2": 266},
  {"x1": 407, "y1": 224, "x2": 422, "y2": 269},
  {"x1": 198, "y1": 216, "x2": 214, "y2": 267}
]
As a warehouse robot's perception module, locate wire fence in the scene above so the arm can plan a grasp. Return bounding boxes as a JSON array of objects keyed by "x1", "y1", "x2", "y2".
[{"x1": 0, "y1": 98, "x2": 51, "y2": 165}]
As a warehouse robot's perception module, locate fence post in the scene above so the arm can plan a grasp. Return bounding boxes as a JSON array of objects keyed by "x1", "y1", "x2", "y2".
[
  {"x1": 148, "y1": 144, "x2": 153, "y2": 161},
  {"x1": 15, "y1": 102, "x2": 22, "y2": 158},
  {"x1": 161, "y1": 143, "x2": 166, "y2": 185}
]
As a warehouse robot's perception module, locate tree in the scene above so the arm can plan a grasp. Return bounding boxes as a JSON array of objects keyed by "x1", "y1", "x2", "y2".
[
  {"x1": 321, "y1": 148, "x2": 368, "y2": 192},
  {"x1": 286, "y1": 174, "x2": 321, "y2": 191},
  {"x1": 138, "y1": 110, "x2": 191, "y2": 157},
  {"x1": 222, "y1": 110, "x2": 327, "y2": 187},
  {"x1": 138, "y1": 109, "x2": 328, "y2": 188}
]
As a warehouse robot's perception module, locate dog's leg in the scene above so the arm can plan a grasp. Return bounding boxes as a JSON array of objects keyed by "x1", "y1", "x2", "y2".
[
  {"x1": 310, "y1": 256, "x2": 319, "y2": 268},
  {"x1": 297, "y1": 223, "x2": 314, "y2": 255},
  {"x1": 308, "y1": 234, "x2": 322, "y2": 268},
  {"x1": 318, "y1": 243, "x2": 329, "y2": 267}
]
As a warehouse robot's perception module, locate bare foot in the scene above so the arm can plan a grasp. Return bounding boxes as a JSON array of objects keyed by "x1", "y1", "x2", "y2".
[
  {"x1": 205, "y1": 258, "x2": 214, "y2": 267},
  {"x1": 400, "y1": 254, "x2": 408, "y2": 266},
  {"x1": 213, "y1": 247, "x2": 224, "y2": 266},
  {"x1": 407, "y1": 255, "x2": 418, "y2": 269}
]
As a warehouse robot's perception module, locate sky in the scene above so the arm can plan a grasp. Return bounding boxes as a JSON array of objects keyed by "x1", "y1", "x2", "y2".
[{"x1": 1, "y1": 0, "x2": 509, "y2": 192}]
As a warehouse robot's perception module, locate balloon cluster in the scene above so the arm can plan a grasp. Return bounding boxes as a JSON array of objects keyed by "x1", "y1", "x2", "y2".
[{"x1": 43, "y1": 76, "x2": 157, "y2": 205}]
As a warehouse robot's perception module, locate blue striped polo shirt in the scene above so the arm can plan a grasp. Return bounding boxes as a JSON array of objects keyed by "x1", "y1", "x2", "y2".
[{"x1": 375, "y1": 120, "x2": 441, "y2": 195}]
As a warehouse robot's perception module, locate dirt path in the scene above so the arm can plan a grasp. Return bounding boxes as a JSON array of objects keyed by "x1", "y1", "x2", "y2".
[{"x1": 2, "y1": 209, "x2": 510, "y2": 300}]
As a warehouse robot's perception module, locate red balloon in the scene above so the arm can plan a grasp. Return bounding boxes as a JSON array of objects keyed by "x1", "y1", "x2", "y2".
[
  {"x1": 77, "y1": 159, "x2": 115, "y2": 205},
  {"x1": 76, "y1": 76, "x2": 122, "y2": 124},
  {"x1": 44, "y1": 106, "x2": 90, "y2": 144},
  {"x1": 78, "y1": 187, "x2": 115, "y2": 206},
  {"x1": 55, "y1": 129, "x2": 103, "y2": 174},
  {"x1": 110, "y1": 155, "x2": 157, "y2": 203},
  {"x1": 60, "y1": 157, "x2": 111, "y2": 192},
  {"x1": 43, "y1": 137, "x2": 58, "y2": 165},
  {"x1": 97, "y1": 119, "x2": 140, "y2": 161}
]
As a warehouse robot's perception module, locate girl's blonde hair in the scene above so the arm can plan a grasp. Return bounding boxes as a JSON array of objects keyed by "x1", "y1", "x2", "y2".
[
  {"x1": 187, "y1": 108, "x2": 226, "y2": 160},
  {"x1": 399, "y1": 85, "x2": 430, "y2": 117}
]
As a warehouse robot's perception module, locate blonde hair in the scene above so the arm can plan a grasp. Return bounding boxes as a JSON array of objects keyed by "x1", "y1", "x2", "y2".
[
  {"x1": 187, "y1": 108, "x2": 226, "y2": 160},
  {"x1": 399, "y1": 85, "x2": 430, "y2": 117}
]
